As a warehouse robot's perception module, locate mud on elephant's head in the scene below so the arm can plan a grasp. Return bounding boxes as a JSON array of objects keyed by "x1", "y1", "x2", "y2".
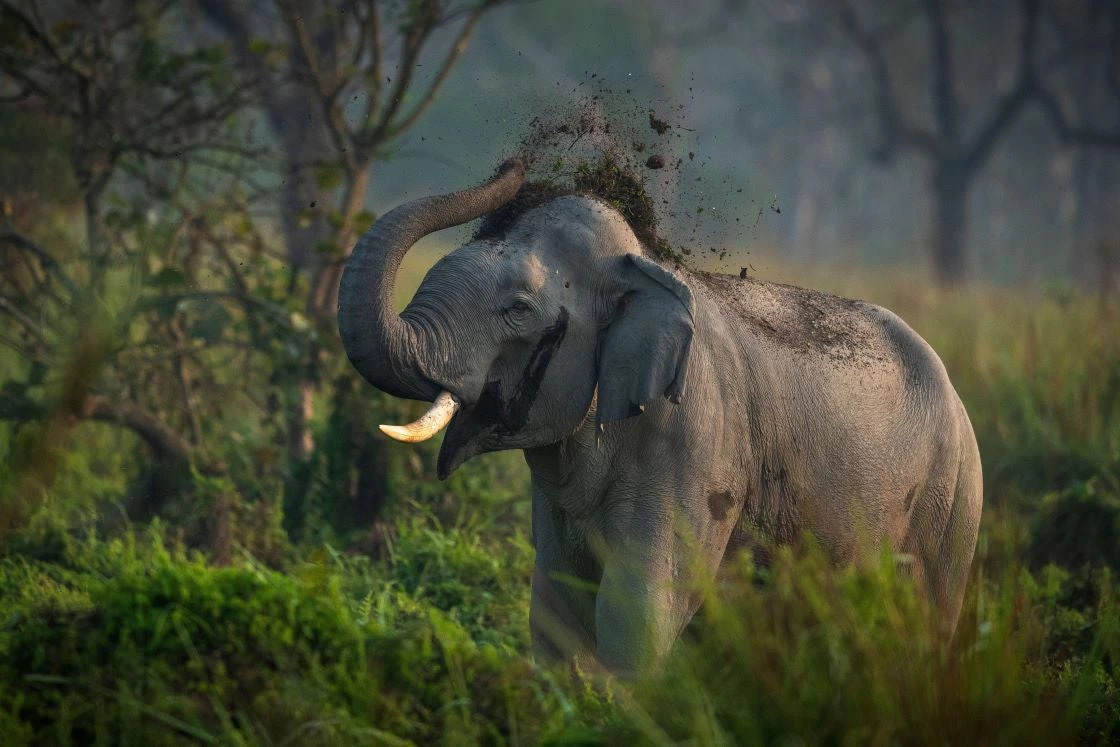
[{"x1": 337, "y1": 160, "x2": 695, "y2": 478}]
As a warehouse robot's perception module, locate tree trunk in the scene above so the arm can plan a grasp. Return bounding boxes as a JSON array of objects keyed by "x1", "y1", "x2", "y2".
[
  {"x1": 308, "y1": 165, "x2": 372, "y2": 323},
  {"x1": 286, "y1": 378, "x2": 316, "y2": 462},
  {"x1": 350, "y1": 419, "x2": 390, "y2": 529},
  {"x1": 930, "y1": 166, "x2": 969, "y2": 285}
]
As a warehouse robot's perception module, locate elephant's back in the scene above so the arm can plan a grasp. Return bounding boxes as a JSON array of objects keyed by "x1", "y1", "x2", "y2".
[
  {"x1": 690, "y1": 271, "x2": 894, "y2": 370},
  {"x1": 688, "y1": 268, "x2": 963, "y2": 443}
]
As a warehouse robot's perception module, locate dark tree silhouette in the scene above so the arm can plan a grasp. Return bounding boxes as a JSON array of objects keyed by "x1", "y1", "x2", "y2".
[{"x1": 837, "y1": 0, "x2": 1120, "y2": 284}]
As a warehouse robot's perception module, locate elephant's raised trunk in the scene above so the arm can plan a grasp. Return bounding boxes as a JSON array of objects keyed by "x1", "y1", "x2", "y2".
[{"x1": 337, "y1": 159, "x2": 525, "y2": 401}]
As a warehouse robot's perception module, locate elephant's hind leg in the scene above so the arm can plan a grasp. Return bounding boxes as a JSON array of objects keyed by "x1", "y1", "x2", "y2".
[
  {"x1": 932, "y1": 423, "x2": 983, "y2": 640},
  {"x1": 902, "y1": 415, "x2": 983, "y2": 641}
]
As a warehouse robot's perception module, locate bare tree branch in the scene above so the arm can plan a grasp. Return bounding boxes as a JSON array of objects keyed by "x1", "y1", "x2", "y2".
[
  {"x1": 169, "y1": 320, "x2": 202, "y2": 445},
  {"x1": 0, "y1": 0, "x2": 93, "y2": 80},
  {"x1": 385, "y1": 2, "x2": 491, "y2": 139},
  {"x1": 366, "y1": 0, "x2": 384, "y2": 108},
  {"x1": 0, "y1": 391, "x2": 195, "y2": 465},
  {"x1": 0, "y1": 231, "x2": 79, "y2": 295},
  {"x1": 923, "y1": 0, "x2": 958, "y2": 141},
  {"x1": 85, "y1": 397, "x2": 195, "y2": 465},
  {"x1": 280, "y1": 2, "x2": 358, "y2": 174},
  {"x1": 836, "y1": 2, "x2": 939, "y2": 160},
  {"x1": 1035, "y1": 86, "x2": 1120, "y2": 146},
  {"x1": 1027, "y1": 0, "x2": 1120, "y2": 149},
  {"x1": 962, "y1": 0, "x2": 1042, "y2": 171},
  {"x1": 0, "y1": 295, "x2": 50, "y2": 349}
]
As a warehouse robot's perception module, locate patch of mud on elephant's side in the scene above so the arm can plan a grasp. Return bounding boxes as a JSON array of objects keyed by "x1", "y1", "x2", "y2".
[{"x1": 707, "y1": 490, "x2": 736, "y2": 522}]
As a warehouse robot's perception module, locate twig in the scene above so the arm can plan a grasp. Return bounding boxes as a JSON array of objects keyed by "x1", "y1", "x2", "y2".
[{"x1": 0, "y1": 231, "x2": 78, "y2": 295}]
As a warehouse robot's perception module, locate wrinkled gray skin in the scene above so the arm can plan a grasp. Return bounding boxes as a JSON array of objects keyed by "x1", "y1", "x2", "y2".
[{"x1": 337, "y1": 161, "x2": 983, "y2": 674}]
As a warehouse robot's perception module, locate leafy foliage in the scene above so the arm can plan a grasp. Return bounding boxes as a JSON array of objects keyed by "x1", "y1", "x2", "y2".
[
  {"x1": 1, "y1": 0, "x2": 1119, "y2": 743},
  {"x1": 2, "y1": 285, "x2": 1120, "y2": 743},
  {"x1": 0, "y1": 529, "x2": 579, "y2": 745}
]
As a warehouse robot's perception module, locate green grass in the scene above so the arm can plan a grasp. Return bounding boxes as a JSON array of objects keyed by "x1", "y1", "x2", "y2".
[{"x1": 2, "y1": 262, "x2": 1120, "y2": 744}]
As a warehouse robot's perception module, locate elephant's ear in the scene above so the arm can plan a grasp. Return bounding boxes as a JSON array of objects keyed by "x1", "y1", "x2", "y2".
[{"x1": 596, "y1": 253, "x2": 696, "y2": 425}]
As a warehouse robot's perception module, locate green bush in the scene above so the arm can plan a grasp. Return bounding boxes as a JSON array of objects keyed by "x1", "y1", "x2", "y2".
[
  {"x1": 4, "y1": 522, "x2": 1120, "y2": 744},
  {"x1": 602, "y1": 544, "x2": 1120, "y2": 746},
  {"x1": 0, "y1": 531, "x2": 584, "y2": 745},
  {"x1": 3, "y1": 274, "x2": 1120, "y2": 743},
  {"x1": 1030, "y1": 478, "x2": 1120, "y2": 573}
]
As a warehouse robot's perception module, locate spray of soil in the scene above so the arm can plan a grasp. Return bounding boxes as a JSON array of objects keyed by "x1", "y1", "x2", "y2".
[{"x1": 475, "y1": 76, "x2": 769, "y2": 276}]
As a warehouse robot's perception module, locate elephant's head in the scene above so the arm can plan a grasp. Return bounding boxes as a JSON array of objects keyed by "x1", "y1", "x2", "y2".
[{"x1": 337, "y1": 159, "x2": 695, "y2": 478}]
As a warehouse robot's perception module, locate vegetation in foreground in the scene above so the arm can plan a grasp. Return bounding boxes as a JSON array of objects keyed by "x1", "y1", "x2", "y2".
[
  {"x1": 2, "y1": 279, "x2": 1119, "y2": 745},
  {"x1": 1, "y1": 2, "x2": 1119, "y2": 742}
]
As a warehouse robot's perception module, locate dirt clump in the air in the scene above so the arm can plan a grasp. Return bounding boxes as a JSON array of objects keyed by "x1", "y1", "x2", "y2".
[
  {"x1": 476, "y1": 154, "x2": 684, "y2": 265},
  {"x1": 468, "y1": 74, "x2": 876, "y2": 362},
  {"x1": 475, "y1": 181, "x2": 569, "y2": 242},
  {"x1": 475, "y1": 75, "x2": 759, "y2": 270},
  {"x1": 574, "y1": 155, "x2": 682, "y2": 263}
]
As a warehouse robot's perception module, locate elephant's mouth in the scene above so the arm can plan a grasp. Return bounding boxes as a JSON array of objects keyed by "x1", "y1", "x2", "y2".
[
  {"x1": 436, "y1": 379, "x2": 508, "y2": 479},
  {"x1": 374, "y1": 376, "x2": 504, "y2": 479},
  {"x1": 374, "y1": 305, "x2": 565, "y2": 478},
  {"x1": 436, "y1": 307, "x2": 571, "y2": 478},
  {"x1": 436, "y1": 413, "x2": 473, "y2": 479}
]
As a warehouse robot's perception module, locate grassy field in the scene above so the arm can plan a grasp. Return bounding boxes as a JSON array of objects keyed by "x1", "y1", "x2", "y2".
[{"x1": 2, "y1": 254, "x2": 1119, "y2": 744}]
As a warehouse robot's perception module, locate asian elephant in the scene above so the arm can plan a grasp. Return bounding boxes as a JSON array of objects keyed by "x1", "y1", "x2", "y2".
[{"x1": 336, "y1": 159, "x2": 983, "y2": 674}]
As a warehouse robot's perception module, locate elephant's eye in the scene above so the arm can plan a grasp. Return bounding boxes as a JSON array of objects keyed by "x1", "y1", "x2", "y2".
[{"x1": 503, "y1": 299, "x2": 533, "y2": 322}]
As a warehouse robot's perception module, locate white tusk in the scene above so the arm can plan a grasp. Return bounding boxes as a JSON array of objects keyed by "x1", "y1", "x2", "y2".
[{"x1": 379, "y1": 390, "x2": 460, "y2": 443}]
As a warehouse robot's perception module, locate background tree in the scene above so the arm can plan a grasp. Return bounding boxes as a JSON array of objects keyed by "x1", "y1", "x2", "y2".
[
  {"x1": 0, "y1": 0, "x2": 266, "y2": 483},
  {"x1": 0, "y1": 0, "x2": 333, "y2": 557},
  {"x1": 829, "y1": 0, "x2": 1120, "y2": 284},
  {"x1": 191, "y1": 0, "x2": 513, "y2": 535},
  {"x1": 0, "y1": 0, "x2": 515, "y2": 544},
  {"x1": 195, "y1": 0, "x2": 509, "y2": 454}
]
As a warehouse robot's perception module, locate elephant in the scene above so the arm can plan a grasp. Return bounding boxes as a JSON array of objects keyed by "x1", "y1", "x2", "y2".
[{"x1": 337, "y1": 158, "x2": 983, "y2": 674}]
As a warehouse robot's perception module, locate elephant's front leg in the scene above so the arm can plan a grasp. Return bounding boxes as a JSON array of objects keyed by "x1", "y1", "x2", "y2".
[
  {"x1": 594, "y1": 549, "x2": 680, "y2": 675},
  {"x1": 530, "y1": 491, "x2": 600, "y2": 667},
  {"x1": 593, "y1": 499, "x2": 729, "y2": 675}
]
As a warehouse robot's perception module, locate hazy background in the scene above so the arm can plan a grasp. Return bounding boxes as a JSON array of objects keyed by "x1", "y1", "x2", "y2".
[{"x1": 352, "y1": 0, "x2": 1120, "y2": 286}]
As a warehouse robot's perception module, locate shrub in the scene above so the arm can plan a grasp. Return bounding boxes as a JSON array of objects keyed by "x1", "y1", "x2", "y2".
[
  {"x1": 0, "y1": 531, "x2": 584, "y2": 745},
  {"x1": 1029, "y1": 478, "x2": 1120, "y2": 573},
  {"x1": 605, "y1": 545, "x2": 1119, "y2": 746}
]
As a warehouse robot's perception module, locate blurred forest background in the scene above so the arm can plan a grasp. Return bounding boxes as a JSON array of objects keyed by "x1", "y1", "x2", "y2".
[{"x1": 1, "y1": 0, "x2": 1119, "y2": 743}]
